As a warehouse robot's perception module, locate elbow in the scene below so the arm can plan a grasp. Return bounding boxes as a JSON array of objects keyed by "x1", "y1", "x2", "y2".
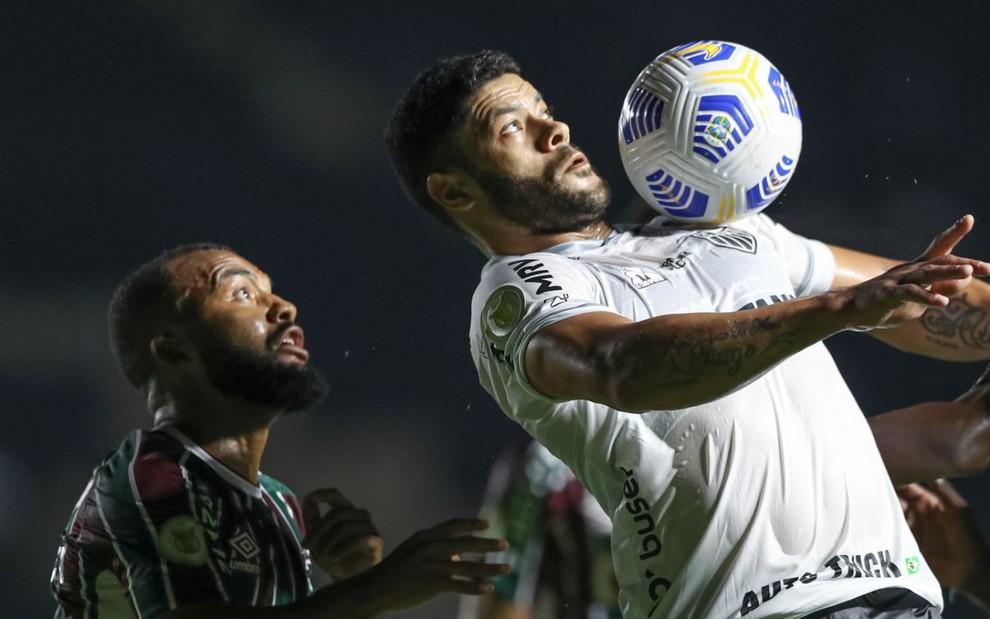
[
  {"x1": 945, "y1": 440, "x2": 990, "y2": 478},
  {"x1": 944, "y1": 414, "x2": 990, "y2": 477}
]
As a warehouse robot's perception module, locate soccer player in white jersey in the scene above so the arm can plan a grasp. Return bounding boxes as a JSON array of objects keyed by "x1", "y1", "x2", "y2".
[
  {"x1": 385, "y1": 50, "x2": 990, "y2": 619},
  {"x1": 51, "y1": 244, "x2": 510, "y2": 618}
]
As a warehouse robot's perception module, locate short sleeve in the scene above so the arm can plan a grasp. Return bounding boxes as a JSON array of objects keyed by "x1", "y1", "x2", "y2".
[
  {"x1": 472, "y1": 253, "x2": 620, "y2": 400},
  {"x1": 732, "y1": 214, "x2": 836, "y2": 296}
]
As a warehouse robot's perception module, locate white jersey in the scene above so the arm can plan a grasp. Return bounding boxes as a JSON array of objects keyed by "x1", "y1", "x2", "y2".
[{"x1": 469, "y1": 214, "x2": 942, "y2": 619}]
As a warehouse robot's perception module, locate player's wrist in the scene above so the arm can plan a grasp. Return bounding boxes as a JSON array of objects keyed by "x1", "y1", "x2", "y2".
[
  {"x1": 306, "y1": 569, "x2": 387, "y2": 619},
  {"x1": 817, "y1": 288, "x2": 877, "y2": 333}
]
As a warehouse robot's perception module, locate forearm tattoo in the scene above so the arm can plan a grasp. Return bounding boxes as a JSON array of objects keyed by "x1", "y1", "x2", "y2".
[
  {"x1": 660, "y1": 317, "x2": 796, "y2": 383},
  {"x1": 919, "y1": 293, "x2": 990, "y2": 352}
]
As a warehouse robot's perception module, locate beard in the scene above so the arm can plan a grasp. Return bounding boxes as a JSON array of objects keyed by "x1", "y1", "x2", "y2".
[
  {"x1": 199, "y1": 335, "x2": 329, "y2": 413},
  {"x1": 471, "y1": 147, "x2": 612, "y2": 233}
]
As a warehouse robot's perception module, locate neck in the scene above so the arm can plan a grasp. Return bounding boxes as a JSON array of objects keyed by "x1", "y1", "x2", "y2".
[
  {"x1": 480, "y1": 219, "x2": 613, "y2": 256},
  {"x1": 151, "y1": 396, "x2": 279, "y2": 485},
  {"x1": 564, "y1": 220, "x2": 612, "y2": 242},
  {"x1": 197, "y1": 428, "x2": 270, "y2": 485}
]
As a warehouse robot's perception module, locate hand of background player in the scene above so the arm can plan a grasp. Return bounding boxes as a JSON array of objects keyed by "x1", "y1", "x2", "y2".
[
  {"x1": 361, "y1": 518, "x2": 510, "y2": 613},
  {"x1": 897, "y1": 480, "x2": 990, "y2": 591},
  {"x1": 831, "y1": 215, "x2": 990, "y2": 331},
  {"x1": 302, "y1": 488, "x2": 384, "y2": 581}
]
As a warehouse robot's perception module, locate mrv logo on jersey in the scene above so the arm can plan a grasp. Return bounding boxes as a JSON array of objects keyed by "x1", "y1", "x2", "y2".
[{"x1": 507, "y1": 259, "x2": 563, "y2": 294}]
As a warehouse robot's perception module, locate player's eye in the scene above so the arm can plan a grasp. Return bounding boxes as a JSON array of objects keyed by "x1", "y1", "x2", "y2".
[
  {"x1": 502, "y1": 120, "x2": 522, "y2": 134},
  {"x1": 541, "y1": 106, "x2": 554, "y2": 120},
  {"x1": 233, "y1": 287, "x2": 252, "y2": 301}
]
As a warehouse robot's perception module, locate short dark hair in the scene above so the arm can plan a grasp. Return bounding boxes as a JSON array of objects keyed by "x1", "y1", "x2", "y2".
[
  {"x1": 108, "y1": 243, "x2": 230, "y2": 388},
  {"x1": 385, "y1": 50, "x2": 521, "y2": 231}
]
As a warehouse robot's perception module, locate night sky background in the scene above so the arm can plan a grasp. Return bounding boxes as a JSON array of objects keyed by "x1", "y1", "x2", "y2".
[{"x1": 6, "y1": 1, "x2": 990, "y2": 617}]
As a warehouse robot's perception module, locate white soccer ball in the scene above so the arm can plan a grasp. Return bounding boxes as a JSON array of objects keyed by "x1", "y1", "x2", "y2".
[{"x1": 618, "y1": 40, "x2": 802, "y2": 223}]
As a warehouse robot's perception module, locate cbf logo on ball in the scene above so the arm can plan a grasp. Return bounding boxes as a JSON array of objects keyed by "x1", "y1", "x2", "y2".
[{"x1": 618, "y1": 40, "x2": 802, "y2": 223}]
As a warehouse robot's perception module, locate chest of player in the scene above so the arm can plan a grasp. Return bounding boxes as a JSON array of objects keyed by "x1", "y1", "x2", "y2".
[
  {"x1": 170, "y1": 466, "x2": 310, "y2": 604},
  {"x1": 579, "y1": 227, "x2": 795, "y2": 317}
]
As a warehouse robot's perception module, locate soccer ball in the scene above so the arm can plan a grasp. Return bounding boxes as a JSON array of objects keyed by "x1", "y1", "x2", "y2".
[{"x1": 617, "y1": 40, "x2": 802, "y2": 223}]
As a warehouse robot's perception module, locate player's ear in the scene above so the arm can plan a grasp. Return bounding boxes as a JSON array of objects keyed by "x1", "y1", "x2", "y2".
[
  {"x1": 427, "y1": 171, "x2": 477, "y2": 212},
  {"x1": 150, "y1": 332, "x2": 190, "y2": 366}
]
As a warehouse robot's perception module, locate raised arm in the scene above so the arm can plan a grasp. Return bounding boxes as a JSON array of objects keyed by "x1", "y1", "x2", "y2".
[
  {"x1": 869, "y1": 364, "x2": 990, "y2": 485},
  {"x1": 829, "y1": 214, "x2": 990, "y2": 361},
  {"x1": 526, "y1": 241, "x2": 980, "y2": 412}
]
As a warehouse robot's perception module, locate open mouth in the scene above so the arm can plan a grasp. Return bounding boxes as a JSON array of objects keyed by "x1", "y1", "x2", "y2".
[
  {"x1": 556, "y1": 150, "x2": 589, "y2": 178},
  {"x1": 564, "y1": 152, "x2": 588, "y2": 172},
  {"x1": 274, "y1": 326, "x2": 308, "y2": 362}
]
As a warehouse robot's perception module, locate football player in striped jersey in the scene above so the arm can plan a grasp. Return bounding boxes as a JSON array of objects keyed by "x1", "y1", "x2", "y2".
[{"x1": 52, "y1": 244, "x2": 509, "y2": 618}]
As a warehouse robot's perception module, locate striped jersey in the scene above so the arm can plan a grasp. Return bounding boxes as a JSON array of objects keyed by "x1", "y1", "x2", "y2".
[
  {"x1": 469, "y1": 214, "x2": 942, "y2": 619},
  {"x1": 51, "y1": 426, "x2": 312, "y2": 618},
  {"x1": 458, "y1": 437, "x2": 621, "y2": 619}
]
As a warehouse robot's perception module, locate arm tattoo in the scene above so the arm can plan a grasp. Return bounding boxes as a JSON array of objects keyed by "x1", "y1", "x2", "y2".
[
  {"x1": 661, "y1": 317, "x2": 796, "y2": 381},
  {"x1": 919, "y1": 294, "x2": 990, "y2": 351}
]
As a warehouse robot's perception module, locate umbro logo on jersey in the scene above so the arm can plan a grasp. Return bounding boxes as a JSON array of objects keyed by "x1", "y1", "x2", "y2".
[
  {"x1": 229, "y1": 528, "x2": 261, "y2": 575},
  {"x1": 231, "y1": 530, "x2": 260, "y2": 560},
  {"x1": 691, "y1": 228, "x2": 757, "y2": 254}
]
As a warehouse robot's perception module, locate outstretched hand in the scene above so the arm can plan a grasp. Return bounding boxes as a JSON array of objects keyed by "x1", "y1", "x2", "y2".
[
  {"x1": 897, "y1": 480, "x2": 990, "y2": 591},
  {"x1": 303, "y1": 488, "x2": 384, "y2": 581},
  {"x1": 364, "y1": 518, "x2": 510, "y2": 613},
  {"x1": 833, "y1": 215, "x2": 989, "y2": 331}
]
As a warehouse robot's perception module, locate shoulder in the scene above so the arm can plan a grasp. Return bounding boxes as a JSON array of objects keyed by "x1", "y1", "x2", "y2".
[
  {"x1": 474, "y1": 252, "x2": 597, "y2": 306},
  {"x1": 480, "y1": 251, "x2": 590, "y2": 286},
  {"x1": 258, "y1": 472, "x2": 297, "y2": 500},
  {"x1": 94, "y1": 430, "x2": 186, "y2": 500}
]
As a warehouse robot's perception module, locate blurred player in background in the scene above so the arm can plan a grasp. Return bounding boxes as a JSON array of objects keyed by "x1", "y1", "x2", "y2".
[
  {"x1": 457, "y1": 437, "x2": 620, "y2": 619},
  {"x1": 899, "y1": 479, "x2": 990, "y2": 614},
  {"x1": 386, "y1": 49, "x2": 990, "y2": 618},
  {"x1": 51, "y1": 244, "x2": 509, "y2": 618}
]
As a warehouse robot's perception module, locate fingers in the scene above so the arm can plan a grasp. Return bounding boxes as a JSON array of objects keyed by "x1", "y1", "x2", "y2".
[
  {"x1": 303, "y1": 488, "x2": 355, "y2": 527},
  {"x1": 304, "y1": 507, "x2": 381, "y2": 555},
  {"x1": 416, "y1": 517, "x2": 495, "y2": 539},
  {"x1": 415, "y1": 535, "x2": 508, "y2": 561},
  {"x1": 881, "y1": 261, "x2": 977, "y2": 308},
  {"x1": 433, "y1": 557, "x2": 512, "y2": 579},
  {"x1": 370, "y1": 518, "x2": 510, "y2": 611},
  {"x1": 924, "y1": 478, "x2": 970, "y2": 510},
  {"x1": 302, "y1": 488, "x2": 383, "y2": 572},
  {"x1": 920, "y1": 214, "x2": 974, "y2": 260},
  {"x1": 399, "y1": 519, "x2": 507, "y2": 562}
]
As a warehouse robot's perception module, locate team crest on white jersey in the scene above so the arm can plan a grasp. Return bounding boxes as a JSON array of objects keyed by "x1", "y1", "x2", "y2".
[{"x1": 691, "y1": 228, "x2": 758, "y2": 254}]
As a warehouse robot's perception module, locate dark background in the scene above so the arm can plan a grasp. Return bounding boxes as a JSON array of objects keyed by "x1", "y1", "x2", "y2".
[{"x1": 6, "y1": 1, "x2": 990, "y2": 617}]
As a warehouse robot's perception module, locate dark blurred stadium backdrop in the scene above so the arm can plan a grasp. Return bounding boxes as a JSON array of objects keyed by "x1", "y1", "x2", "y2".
[{"x1": 5, "y1": 1, "x2": 989, "y2": 617}]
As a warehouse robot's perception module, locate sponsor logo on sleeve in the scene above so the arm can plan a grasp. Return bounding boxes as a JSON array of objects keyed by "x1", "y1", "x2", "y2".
[
  {"x1": 507, "y1": 259, "x2": 563, "y2": 294},
  {"x1": 482, "y1": 286, "x2": 524, "y2": 344}
]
